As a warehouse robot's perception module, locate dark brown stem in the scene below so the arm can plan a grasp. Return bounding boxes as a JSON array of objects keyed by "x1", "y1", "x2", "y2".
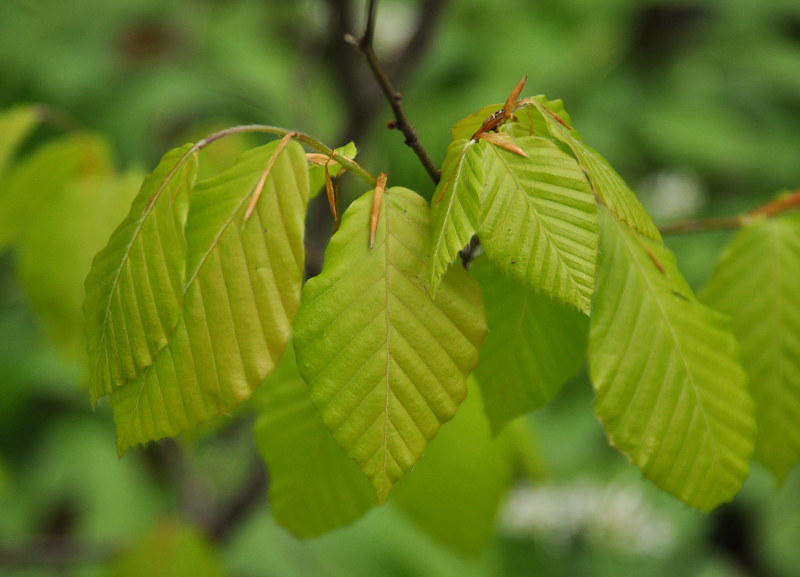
[
  {"x1": 659, "y1": 189, "x2": 800, "y2": 234},
  {"x1": 347, "y1": 0, "x2": 441, "y2": 185}
]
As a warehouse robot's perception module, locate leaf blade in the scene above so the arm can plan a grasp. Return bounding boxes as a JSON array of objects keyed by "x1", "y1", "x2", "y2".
[
  {"x1": 589, "y1": 207, "x2": 755, "y2": 511},
  {"x1": 253, "y1": 343, "x2": 377, "y2": 537},
  {"x1": 392, "y1": 380, "x2": 515, "y2": 554},
  {"x1": 429, "y1": 138, "x2": 484, "y2": 290},
  {"x1": 470, "y1": 257, "x2": 588, "y2": 433},
  {"x1": 700, "y1": 213, "x2": 800, "y2": 482},
  {"x1": 480, "y1": 135, "x2": 598, "y2": 313},
  {"x1": 533, "y1": 102, "x2": 662, "y2": 242},
  {"x1": 293, "y1": 187, "x2": 485, "y2": 502},
  {"x1": 111, "y1": 140, "x2": 309, "y2": 453},
  {"x1": 84, "y1": 144, "x2": 197, "y2": 402}
]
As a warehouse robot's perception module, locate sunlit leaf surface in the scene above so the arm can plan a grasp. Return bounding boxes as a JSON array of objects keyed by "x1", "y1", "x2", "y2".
[
  {"x1": 294, "y1": 187, "x2": 485, "y2": 502},
  {"x1": 84, "y1": 144, "x2": 197, "y2": 402},
  {"x1": 589, "y1": 207, "x2": 755, "y2": 511},
  {"x1": 429, "y1": 138, "x2": 484, "y2": 290},
  {"x1": 109, "y1": 141, "x2": 308, "y2": 453},
  {"x1": 480, "y1": 135, "x2": 597, "y2": 313}
]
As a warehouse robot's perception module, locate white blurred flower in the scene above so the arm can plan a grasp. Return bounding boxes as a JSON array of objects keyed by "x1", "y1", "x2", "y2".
[
  {"x1": 500, "y1": 480, "x2": 675, "y2": 557},
  {"x1": 639, "y1": 169, "x2": 707, "y2": 222}
]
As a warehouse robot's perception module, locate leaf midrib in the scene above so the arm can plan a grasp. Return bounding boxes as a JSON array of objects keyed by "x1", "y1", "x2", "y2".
[{"x1": 382, "y1": 191, "x2": 392, "y2": 496}]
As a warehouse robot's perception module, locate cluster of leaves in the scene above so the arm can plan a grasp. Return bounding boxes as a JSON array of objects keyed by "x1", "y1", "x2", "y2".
[
  {"x1": 78, "y1": 81, "x2": 800, "y2": 540},
  {"x1": 4, "y1": 76, "x2": 799, "y2": 548}
]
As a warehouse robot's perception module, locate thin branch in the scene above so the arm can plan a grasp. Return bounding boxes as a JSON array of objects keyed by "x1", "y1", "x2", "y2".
[
  {"x1": 659, "y1": 189, "x2": 800, "y2": 234},
  {"x1": 346, "y1": 0, "x2": 441, "y2": 185}
]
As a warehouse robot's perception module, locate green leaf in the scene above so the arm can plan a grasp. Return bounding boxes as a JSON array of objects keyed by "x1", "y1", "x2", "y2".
[
  {"x1": 17, "y1": 169, "x2": 141, "y2": 363},
  {"x1": 470, "y1": 257, "x2": 588, "y2": 433},
  {"x1": 0, "y1": 134, "x2": 96, "y2": 251},
  {"x1": 0, "y1": 105, "x2": 39, "y2": 177},
  {"x1": 589, "y1": 207, "x2": 755, "y2": 511},
  {"x1": 532, "y1": 101, "x2": 662, "y2": 242},
  {"x1": 110, "y1": 140, "x2": 309, "y2": 453},
  {"x1": 253, "y1": 343, "x2": 377, "y2": 537},
  {"x1": 700, "y1": 213, "x2": 800, "y2": 483},
  {"x1": 293, "y1": 187, "x2": 485, "y2": 503},
  {"x1": 480, "y1": 135, "x2": 598, "y2": 313},
  {"x1": 392, "y1": 379, "x2": 515, "y2": 555},
  {"x1": 429, "y1": 138, "x2": 484, "y2": 290},
  {"x1": 84, "y1": 144, "x2": 197, "y2": 403}
]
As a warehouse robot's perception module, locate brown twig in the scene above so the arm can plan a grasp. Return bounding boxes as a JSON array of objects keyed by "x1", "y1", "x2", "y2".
[
  {"x1": 659, "y1": 189, "x2": 800, "y2": 234},
  {"x1": 346, "y1": 0, "x2": 441, "y2": 185}
]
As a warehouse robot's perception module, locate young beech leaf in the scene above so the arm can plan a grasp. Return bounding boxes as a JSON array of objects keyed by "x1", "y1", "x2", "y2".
[
  {"x1": 450, "y1": 95, "x2": 571, "y2": 142},
  {"x1": 700, "y1": 213, "x2": 800, "y2": 483},
  {"x1": 480, "y1": 135, "x2": 598, "y2": 314},
  {"x1": 253, "y1": 343, "x2": 377, "y2": 538},
  {"x1": 429, "y1": 138, "x2": 484, "y2": 291},
  {"x1": 84, "y1": 144, "x2": 197, "y2": 403},
  {"x1": 293, "y1": 187, "x2": 485, "y2": 503},
  {"x1": 532, "y1": 101, "x2": 663, "y2": 243},
  {"x1": 589, "y1": 207, "x2": 755, "y2": 511},
  {"x1": 111, "y1": 140, "x2": 309, "y2": 454},
  {"x1": 470, "y1": 257, "x2": 588, "y2": 434}
]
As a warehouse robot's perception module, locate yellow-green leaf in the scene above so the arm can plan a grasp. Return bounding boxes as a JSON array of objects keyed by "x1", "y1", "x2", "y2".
[
  {"x1": 701, "y1": 212, "x2": 800, "y2": 483},
  {"x1": 480, "y1": 135, "x2": 598, "y2": 313},
  {"x1": 589, "y1": 207, "x2": 755, "y2": 511},
  {"x1": 293, "y1": 187, "x2": 485, "y2": 502},
  {"x1": 110, "y1": 140, "x2": 309, "y2": 453}
]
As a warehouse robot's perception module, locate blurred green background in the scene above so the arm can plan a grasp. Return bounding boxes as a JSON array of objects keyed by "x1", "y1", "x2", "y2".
[{"x1": 2, "y1": 0, "x2": 800, "y2": 575}]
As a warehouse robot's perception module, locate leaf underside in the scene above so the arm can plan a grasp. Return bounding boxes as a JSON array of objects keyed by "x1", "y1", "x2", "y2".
[
  {"x1": 293, "y1": 186, "x2": 485, "y2": 503},
  {"x1": 470, "y1": 257, "x2": 589, "y2": 434},
  {"x1": 253, "y1": 344, "x2": 377, "y2": 538},
  {"x1": 84, "y1": 144, "x2": 197, "y2": 403},
  {"x1": 429, "y1": 138, "x2": 484, "y2": 290},
  {"x1": 589, "y1": 207, "x2": 755, "y2": 511},
  {"x1": 110, "y1": 140, "x2": 309, "y2": 453},
  {"x1": 480, "y1": 135, "x2": 598, "y2": 313},
  {"x1": 701, "y1": 213, "x2": 800, "y2": 482}
]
